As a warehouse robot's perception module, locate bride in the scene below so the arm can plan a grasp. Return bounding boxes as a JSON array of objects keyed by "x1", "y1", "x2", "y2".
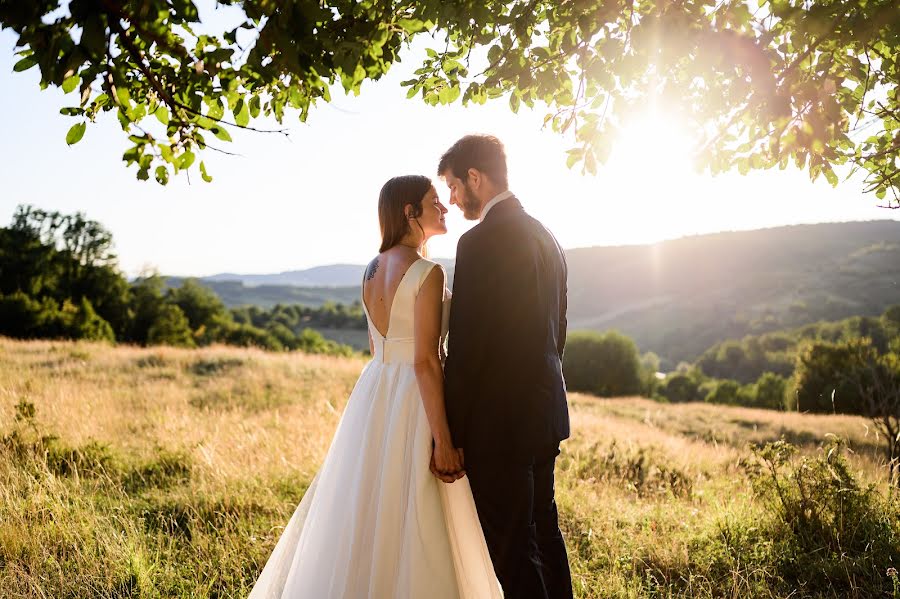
[{"x1": 248, "y1": 175, "x2": 502, "y2": 598}]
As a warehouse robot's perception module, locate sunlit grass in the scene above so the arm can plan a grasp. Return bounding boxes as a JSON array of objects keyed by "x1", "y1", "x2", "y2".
[{"x1": 1, "y1": 337, "x2": 896, "y2": 598}]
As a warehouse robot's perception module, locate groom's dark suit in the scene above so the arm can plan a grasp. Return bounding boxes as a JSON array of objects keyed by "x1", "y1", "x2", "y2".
[{"x1": 444, "y1": 195, "x2": 572, "y2": 599}]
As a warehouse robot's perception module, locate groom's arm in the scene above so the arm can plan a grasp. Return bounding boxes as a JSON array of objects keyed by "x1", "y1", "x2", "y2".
[
  {"x1": 557, "y1": 253, "x2": 568, "y2": 361},
  {"x1": 444, "y1": 232, "x2": 489, "y2": 449}
]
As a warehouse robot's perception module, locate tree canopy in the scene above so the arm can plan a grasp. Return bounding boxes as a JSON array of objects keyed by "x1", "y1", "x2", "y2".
[{"x1": 2, "y1": 0, "x2": 899, "y2": 204}]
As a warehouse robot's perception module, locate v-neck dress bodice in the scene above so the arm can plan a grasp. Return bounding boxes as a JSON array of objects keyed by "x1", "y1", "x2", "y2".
[{"x1": 361, "y1": 258, "x2": 451, "y2": 365}]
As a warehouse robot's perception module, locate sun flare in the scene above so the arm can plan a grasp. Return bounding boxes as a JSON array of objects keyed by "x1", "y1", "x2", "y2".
[{"x1": 607, "y1": 110, "x2": 698, "y2": 181}]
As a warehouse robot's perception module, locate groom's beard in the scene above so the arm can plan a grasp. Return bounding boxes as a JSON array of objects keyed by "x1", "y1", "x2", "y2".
[{"x1": 459, "y1": 182, "x2": 482, "y2": 221}]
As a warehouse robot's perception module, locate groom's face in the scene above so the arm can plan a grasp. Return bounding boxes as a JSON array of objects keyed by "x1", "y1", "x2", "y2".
[{"x1": 444, "y1": 173, "x2": 482, "y2": 221}]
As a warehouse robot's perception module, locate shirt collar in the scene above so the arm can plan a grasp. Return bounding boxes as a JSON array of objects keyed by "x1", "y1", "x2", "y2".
[{"x1": 479, "y1": 190, "x2": 514, "y2": 223}]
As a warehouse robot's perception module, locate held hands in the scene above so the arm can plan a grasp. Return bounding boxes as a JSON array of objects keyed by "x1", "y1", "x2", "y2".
[{"x1": 430, "y1": 442, "x2": 465, "y2": 483}]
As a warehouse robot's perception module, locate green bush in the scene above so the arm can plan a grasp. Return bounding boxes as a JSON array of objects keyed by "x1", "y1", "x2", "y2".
[
  {"x1": 167, "y1": 279, "x2": 230, "y2": 333},
  {"x1": 742, "y1": 439, "x2": 900, "y2": 595},
  {"x1": 0, "y1": 290, "x2": 44, "y2": 337},
  {"x1": 295, "y1": 328, "x2": 354, "y2": 357},
  {"x1": 752, "y1": 372, "x2": 788, "y2": 410},
  {"x1": 0, "y1": 293, "x2": 113, "y2": 342},
  {"x1": 703, "y1": 379, "x2": 751, "y2": 405},
  {"x1": 563, "y1": 331, "x2": 644, "y2": 397},
  {"x1": 219, "y1": 322, "x2": 284, "y2": 351},
  {"x1": 682, "y1": 439, "x2": 900, "y2": 597},
  {"x1": 60, "y1": 297, "x2": 115, "y2": 342},
  {"x1": 148, "y1": 304, "x2": 195, "y2": 348},
  {"x1": 793, "y1": 338, "x2": 875, "y2": 414},
  {"x1": 659, "y1": 373, "x2": 702, "y2": 403}
]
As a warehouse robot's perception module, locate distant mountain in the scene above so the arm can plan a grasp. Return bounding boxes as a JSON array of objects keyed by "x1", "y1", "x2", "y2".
[
  {"x1": 202, "y1": 264, "x2": 366, "y2": 287},
  {"x1": 162, "y1": 277, "x2": 363, "y2": 308},
  {"x1": 173, "y1": 220, "x2": 900, "y2": 367},
  {"x1": 201, "y1": 258, "x2": 456, "y2": 288}
]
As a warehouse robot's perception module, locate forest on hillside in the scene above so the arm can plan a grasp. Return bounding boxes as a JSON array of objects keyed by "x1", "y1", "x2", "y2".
[
  {"x1": 194, "y1": 221, "x2": 900, "y2": 369},
  {"x1": 0, "y1": 205, "x2": 355, "y2": 356}
]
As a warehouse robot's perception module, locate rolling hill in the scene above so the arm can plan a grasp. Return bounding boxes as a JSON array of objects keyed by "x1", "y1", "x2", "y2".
[{"x1": 175, "y1": 220, "x2": 900, "y2": 367}]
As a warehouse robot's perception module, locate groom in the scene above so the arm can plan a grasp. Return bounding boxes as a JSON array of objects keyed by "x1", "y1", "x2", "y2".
[{"x1": 439, "y1": 135, "x2": 573, "y2": 599}]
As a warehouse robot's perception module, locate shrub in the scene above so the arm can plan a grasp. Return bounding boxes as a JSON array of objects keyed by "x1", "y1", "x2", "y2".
[
  {"x1": 563, "y1": 331, "x2": 644, "y2": 396},
  {"x1": 295, "y1": 328, "x2": 352, "y2": 356},
  {"x1": 167, "y1": 278, "x2": 230, "y2": 333},
  {"x1": 0, "y1": 293, "x2": 114, "y2": 342},
  {"x1": 147, "y1": 304, "x2": 195, "y2": 348},
  {"x1": 741, "y1": 439, "x2": 900, "y2": 595},
  {"x1": 793, "y1": 338, "x2": 875, "y2": 414},
  {"x1": 0, "y1": 290, "x2": 44, "y2": 337},
  {"x1": 703, "y1": 379, "x2": 750, "y2": 405},
  {"x1": 570, "y1": 440, "x2": 693, "y2": 498},
  {"x1": 218, "y1": 322, "x2": 283, "y2": 351},
  {"x1": 659, "y1": 373, "x2": 702, "y2": 403},
  {"x1": 753, "y1": 372, "x2": 788, "y2": 410}
]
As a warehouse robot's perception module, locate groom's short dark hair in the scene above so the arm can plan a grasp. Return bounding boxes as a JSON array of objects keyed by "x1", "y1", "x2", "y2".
[{"x1": 438, "y1": 134, "x2": 508, "y2": 188}]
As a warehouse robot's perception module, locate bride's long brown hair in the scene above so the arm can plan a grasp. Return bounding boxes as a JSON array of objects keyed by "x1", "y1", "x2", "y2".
[{"x1": 378, "y1": 175, "x2": 432, "y2": 253}]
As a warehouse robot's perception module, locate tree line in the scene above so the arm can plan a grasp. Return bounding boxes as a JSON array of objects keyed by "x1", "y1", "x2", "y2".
[
  {"x1": 0, "y1": 205, "x2": 354, "y2": 357},
  {"x1": 563, "y1": 306, "x2": 900, "y2": 414},
  {"x1": 561, "y1": 306, "x2": 900, "y2": 476}
]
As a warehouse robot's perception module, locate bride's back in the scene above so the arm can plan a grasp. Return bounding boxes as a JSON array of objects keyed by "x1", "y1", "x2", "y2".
[{"x1": 362, "y1": 247, "x2": 422, "y2": 338}]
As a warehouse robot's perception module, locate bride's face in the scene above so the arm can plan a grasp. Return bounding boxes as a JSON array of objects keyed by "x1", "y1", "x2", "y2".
[{"x1": 415, "y1": 186, "x2": 448, "y2": 238}]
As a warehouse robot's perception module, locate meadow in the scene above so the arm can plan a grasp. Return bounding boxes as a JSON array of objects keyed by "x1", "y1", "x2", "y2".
[{"x1": 2, "y1": 337, "x2": 899, "y2": 598}]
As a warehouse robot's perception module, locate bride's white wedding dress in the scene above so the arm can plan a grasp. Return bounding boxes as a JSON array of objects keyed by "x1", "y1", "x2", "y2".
[{"x1": 248, "y1": 258, "x2": 502, "y2": 598}]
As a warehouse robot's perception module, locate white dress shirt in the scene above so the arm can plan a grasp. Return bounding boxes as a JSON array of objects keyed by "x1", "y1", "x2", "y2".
[{"x1": 479, "y1": 190, "x2": 514, "y2": 223}]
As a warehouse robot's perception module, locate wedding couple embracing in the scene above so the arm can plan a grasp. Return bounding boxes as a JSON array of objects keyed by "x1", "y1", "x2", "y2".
[{"x1": 249, "y1": 135, "x2": 573, "y2": 599}]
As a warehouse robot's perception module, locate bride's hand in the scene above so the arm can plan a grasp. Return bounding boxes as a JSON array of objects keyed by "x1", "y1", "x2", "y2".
[{"x1": 431, "y1": 442, "x2": 464, "y2": 483}]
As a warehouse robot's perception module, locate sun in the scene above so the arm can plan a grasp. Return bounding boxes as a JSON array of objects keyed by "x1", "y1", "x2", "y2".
[
  {"x1": 576, "y1": 108, "x2": 713, "y2": 245},
  {"x1": 606, "y1": 110, "x2": 698, "y2": 182}
]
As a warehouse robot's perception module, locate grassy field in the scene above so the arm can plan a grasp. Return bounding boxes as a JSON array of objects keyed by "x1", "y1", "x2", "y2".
[{"x1": 1, "y1": 337, "x2": 898, "y2": 598}]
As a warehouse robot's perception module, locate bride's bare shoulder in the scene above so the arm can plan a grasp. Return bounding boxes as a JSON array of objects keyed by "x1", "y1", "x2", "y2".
[{"x1": 364, "y1": 255, "x2": 382, "y2": 282}]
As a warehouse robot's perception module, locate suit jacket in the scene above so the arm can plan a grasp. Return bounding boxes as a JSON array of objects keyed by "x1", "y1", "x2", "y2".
[{"x1": 444, "y1": 196, "x2": 570, "y2": 460}]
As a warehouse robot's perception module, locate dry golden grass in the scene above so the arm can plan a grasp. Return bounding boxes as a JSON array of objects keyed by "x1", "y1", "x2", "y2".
[{"x1": 1, "y1": 337, "x2": 896, "y2": 598}]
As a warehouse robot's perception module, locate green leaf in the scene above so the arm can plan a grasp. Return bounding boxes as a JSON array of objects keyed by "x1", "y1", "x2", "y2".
[
  {"x1": 211, "y1": 126, "x2": 232, "y2": 142},
  {"x1": 249, "y1": 95, "x2": 261, "y2": 118},
  {"x1": 399, "y1": 19, "x2": 425, "y2": 34},
  {"x1": 566, "y1": 149, "x2": 583, "y2": 169},
  {"x1": 488, "y1": 45, "x2": 503, "y2": 64},
  {"x1": 13, "y1": 57, "x2": 36, "y2": 72},
  {"x1": 178, "y1": 151, "x2": 196, "y2": 170},
  {"x1": 509, "y1": 93, "x2": 521, "y2": 113},
  {"x1": 62, "y1": 75, "x2": 80, "y2": 94},
  {"x1": 234, "y1": 99, "x2": 250, "y2": 127},
  {"x1": 116, "y1": 86, "x2": 131, "y2": 108},
  {"x1": 66, "y1": 122, "x2": 87, "y2": 146},
  {"x1": 200, "y1": 161, "x2": 213, "y2": 182},
  {"x1": 155, "y1": 106, "x2": 170, "y2": 125},
  {"x1": 155, "y1": 165, "x2": 169, "y2": 185}
]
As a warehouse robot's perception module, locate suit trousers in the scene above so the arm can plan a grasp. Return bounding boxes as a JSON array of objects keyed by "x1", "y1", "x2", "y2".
[{"x1": 465, "y1": 446, "x2": 573, "y2": 599}]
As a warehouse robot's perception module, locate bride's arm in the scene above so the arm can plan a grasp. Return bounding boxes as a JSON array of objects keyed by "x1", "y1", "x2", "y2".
[{"x1": 414, "y1": 266, "x2": 463, "y2": 480}]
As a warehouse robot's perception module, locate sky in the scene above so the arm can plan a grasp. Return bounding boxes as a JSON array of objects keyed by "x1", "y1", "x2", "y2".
[{"x1": 1, "y1": 9, "x2": 897, "y2": 278}]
